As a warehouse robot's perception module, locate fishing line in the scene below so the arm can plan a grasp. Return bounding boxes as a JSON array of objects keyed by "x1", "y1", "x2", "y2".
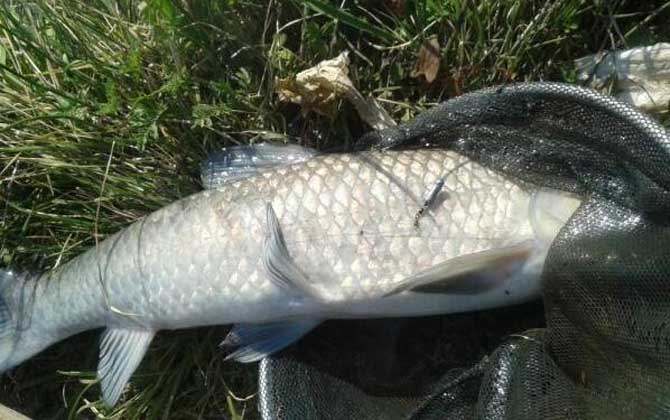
[
  {"x1": 414, "y1": 160, "x2": 470, "y2": 228},
  {"x1": 93, "y1": 140, "x2": 142, "y2": 321}
]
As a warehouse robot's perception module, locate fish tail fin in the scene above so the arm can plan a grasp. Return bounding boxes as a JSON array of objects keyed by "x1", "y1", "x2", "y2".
[
  {"x1": 0, "y1": 269, "x2": 21, "y2": 371},
  {"x1": 0, "y1": 269, "x2": 43, "y2": 373}
]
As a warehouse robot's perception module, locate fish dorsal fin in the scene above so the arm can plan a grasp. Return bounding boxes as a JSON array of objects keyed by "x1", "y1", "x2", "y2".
[
  {"x1": 385, "y1": 240, "x2": 535, "y2": 296},
  {"x1": 221, "y1": 319, "x2": 321, "y2": 363},
  {"x1": 98, "y1": 328, "x2": 155, "y2": 407},
  {"x1": 263, "y1": 203, "x2": 323, "y2": 300},
  {"x1": 201, "y1": 143, "x2": 318, "y2": 189}
]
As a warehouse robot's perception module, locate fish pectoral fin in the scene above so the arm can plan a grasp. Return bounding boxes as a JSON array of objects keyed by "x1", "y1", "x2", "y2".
[
  {"x1": 384, "y1": 240, "x2": 535, "y2": 296},
  {"x1": 263, "y1": 203, "x2": 323, "y2": 300},
  {"x1": 221, "y1": 319, "x2": 321, "y2": 363},
  {"x1": 98, "y1": 327, "x2": 156, "y2": 407}
]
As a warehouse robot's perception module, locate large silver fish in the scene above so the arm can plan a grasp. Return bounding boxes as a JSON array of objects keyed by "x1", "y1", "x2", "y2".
[{"x1": 0, "y1": 145, "x2": 580, "y2": 406}]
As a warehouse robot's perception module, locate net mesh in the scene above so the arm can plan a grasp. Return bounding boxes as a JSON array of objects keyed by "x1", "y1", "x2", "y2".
[{"x1": 257, "y1": 83, "x2": 670, "y2": 419}]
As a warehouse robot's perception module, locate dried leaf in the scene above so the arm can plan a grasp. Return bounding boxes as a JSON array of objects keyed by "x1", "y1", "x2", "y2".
[
  {"x1": 276, "y1": 52, "x2": 396, "y2": 130},
  {"x1": 411, "y1": 36, "x2": 441, "y2": 84},
  {"x1": 388, "y1": 0, "x2": 403, "y2": 16}
]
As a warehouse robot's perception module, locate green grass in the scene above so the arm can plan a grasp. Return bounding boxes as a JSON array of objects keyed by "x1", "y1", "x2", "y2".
[{"x1": 0, "y1": 0, "x2": 668, "y2": 418}]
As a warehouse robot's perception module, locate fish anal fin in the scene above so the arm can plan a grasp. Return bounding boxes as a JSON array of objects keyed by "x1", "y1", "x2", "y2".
[
  {"x1": 98, "y1": 328, "x2": 156, "y2": 407},
  {"x1": 221, "y1": 319, "x2": 321, "y2": 363},
  {"x1": 386, "y1": 240, "x2": 535, "y2": 296}
]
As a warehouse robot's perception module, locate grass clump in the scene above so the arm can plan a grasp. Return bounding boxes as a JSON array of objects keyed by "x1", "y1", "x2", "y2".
[{"x1": 0, "y1": 0, "x2": 668, "y2": 418}]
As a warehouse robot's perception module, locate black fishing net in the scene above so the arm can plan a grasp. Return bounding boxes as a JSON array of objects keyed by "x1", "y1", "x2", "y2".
[{"x1": 257, "y1": 83, "x2": 670, "y2": 420}]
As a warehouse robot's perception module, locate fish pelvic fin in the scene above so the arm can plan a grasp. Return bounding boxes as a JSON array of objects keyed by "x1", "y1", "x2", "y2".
[
  {"x1": 263, "y1": 203, "x2": 323, "y2": 300},
  {"x1": 221, "y1": 318, "x2": 321, "y2": 363},
  {"x1": 384, "y1": 241, "x2": 535, "y2": 296},
  {"x1": 98, "y1": 327, "x2": 156, "y2": 407}
]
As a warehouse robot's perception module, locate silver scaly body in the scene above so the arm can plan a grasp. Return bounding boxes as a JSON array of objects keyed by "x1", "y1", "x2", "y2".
[{"x1": 0, "y1": 148, "x2": 580, "y2": 406}]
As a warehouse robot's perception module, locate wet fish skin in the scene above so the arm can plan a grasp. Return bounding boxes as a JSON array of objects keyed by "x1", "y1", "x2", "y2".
[{"x1": 0, "y1": 148, "x2": 578, "y2": 406}]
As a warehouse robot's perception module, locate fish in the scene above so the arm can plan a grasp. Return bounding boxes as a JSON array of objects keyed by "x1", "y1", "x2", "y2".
[{"x1": 0, "y1": 144, "x2": 581, "y2": 406}]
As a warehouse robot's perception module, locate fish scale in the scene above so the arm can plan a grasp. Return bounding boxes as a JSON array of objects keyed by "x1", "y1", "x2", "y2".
[{"x1": 0, "y1": 148, "x2": 580, "y2": 406}]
